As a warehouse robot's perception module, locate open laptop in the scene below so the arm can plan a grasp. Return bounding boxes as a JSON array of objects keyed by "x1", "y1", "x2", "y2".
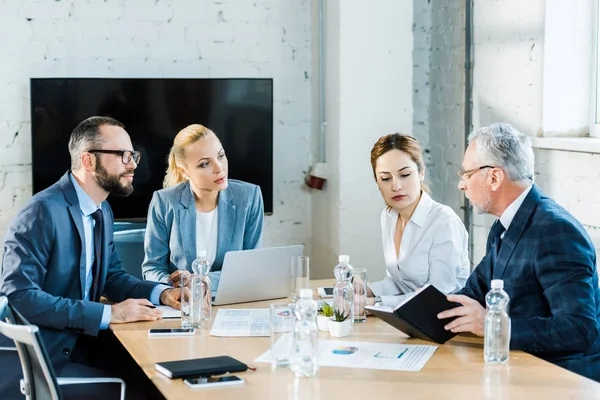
[{"x1": 212, "y1": 245, "x2": 304, "y2": 306}]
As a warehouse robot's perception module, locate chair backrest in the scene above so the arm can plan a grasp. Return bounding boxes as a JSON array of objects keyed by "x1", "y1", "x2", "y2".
[
  {"x1": 0, "y1": 296, "x2": 62, "y2": 400},
  {"x1": 114, "y1": 228, "x2": 145, "y2": 279}
]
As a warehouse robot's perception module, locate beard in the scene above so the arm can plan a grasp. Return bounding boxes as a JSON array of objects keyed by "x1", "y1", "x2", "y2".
[
  {"x1": 94, "y1": 161, "x2": 134, "y2": 197},
  {"x1": 470, "y1": 189, "x2": 493, "y2": 215}
]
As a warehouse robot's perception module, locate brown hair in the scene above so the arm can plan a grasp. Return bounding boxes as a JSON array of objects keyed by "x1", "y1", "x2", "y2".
[
  {"x1": 370, "y1": 133, "x2": 430, "y2": 194},
  {"x1": 163, "y1": 124, "x2": 215, "y2": 188}
]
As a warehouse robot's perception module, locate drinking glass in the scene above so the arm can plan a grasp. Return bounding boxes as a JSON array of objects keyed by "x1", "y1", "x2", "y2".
[
  {"x1": 270, "y1": 303, "x2": 294, "y2": 367},
  {"x1": 181, "y1": 273, "x2": 203, "y2": 328},
  {"x1": 291, "y1": 256, "x2": 310, "y2": 303},
  {"x1": 353, "y1": 268, "x2": 367, "y2": 323}
]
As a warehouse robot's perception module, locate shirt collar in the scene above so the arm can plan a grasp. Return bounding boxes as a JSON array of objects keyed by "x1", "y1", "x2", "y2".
[
  {"x1": 387, "y1": 190, "x2": 433, "y2": 229},
  {"x1": 499, "y1": 185, "x2": 533, "y2": 231},
  {"x1": 69, "y1": 173, "x2": 101, "y2": 217}
]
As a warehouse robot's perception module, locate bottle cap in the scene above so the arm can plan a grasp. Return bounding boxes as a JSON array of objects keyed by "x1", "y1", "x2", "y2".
[
  {"x1": 299, "y1": 288, "x2": 313, "y2": 299},
  {"x1": 198, "y1": 250, "x2": 207, "y2": 258},
  {"x1": 491, "y1": 279, "x2": 504, "y2": 289},
  {"x1": 338, "y1": 255, "x2": 350, "y2": 263}
]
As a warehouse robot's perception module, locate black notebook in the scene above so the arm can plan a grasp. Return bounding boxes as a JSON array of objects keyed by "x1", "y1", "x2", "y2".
[
  {"x1": 155, "y1": 356, "x2": 248, "y2": 379},
  {"x1": 365, "y1": 284, "x2": 460, "y2": 344}
]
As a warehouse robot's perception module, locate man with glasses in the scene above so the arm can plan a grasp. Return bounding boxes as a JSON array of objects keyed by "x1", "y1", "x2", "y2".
[
  {"x1": 437, "y1": 122, "x2": 600, "y2": 382},
  {"x1": 0, "y1": 116, "x2": 181, "y2": 399}
]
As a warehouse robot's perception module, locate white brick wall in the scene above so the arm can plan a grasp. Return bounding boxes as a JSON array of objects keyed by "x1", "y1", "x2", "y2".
[
  {"x1": 0, "y1": 0, "x2": 313, "y2": 257},
  {"x1": 470, "y1": 0, "x2": 545, "y2": 265},
  {"x1": 413, "y1": 1, "x2": 466, "y2": 229}
]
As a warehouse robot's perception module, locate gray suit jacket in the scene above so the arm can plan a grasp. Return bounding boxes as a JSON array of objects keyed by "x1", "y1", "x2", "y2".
[
  {"x1": 142, "y1": 179, "x2": 264, "y2": 284},
  {"x1": 0, "y1": 172, "x2": 158, "y2": 371}
]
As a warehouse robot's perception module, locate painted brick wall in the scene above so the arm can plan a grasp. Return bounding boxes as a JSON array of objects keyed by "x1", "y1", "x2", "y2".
[
  {"x1": 0, "y1": 0, "x2": 313, "y2": 258},
  {"x1": 470, "y1": 0, "x2": 546, "y2": 265},
  {"x1": 413, "y1": 1, "x2": 466, "y2": 234}
]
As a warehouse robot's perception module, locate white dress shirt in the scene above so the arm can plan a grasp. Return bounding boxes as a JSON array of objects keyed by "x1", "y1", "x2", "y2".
[
  {"x1": 368, "y1": 191, "x2": 470, "y2": 308},
  {"x1": 195, "y1": 208, "x2": 218, "y2": 264},
  {"x1": 498, "y1": 185, "x2": 533, "y2": 236}
]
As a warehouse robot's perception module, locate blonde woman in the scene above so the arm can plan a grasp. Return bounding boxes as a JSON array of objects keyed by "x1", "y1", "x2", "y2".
[{"x1": 142, "y1": 124, "x2": 263, "y2": 291}]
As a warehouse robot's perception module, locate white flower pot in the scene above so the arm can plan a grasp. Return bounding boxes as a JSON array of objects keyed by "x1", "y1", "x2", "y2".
[
  {"x1": 328, "y1": 318, "x2": 351, "y2": 337},
  {"x1": 317, "y1": 315, "x2": 331, "y2": 332}
]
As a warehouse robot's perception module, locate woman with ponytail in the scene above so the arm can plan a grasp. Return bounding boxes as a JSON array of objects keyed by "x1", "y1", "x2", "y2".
[
  {"x1": 142, "y1": 124, "x2": 264, "y2": 290},
  {"x1": 361, "y1": 134, "x2": 470, "y2": 308}
]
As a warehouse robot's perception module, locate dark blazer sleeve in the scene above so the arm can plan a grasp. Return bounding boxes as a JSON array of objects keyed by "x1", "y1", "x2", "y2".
[
  {"x1": 102, "y1": 203, "x2": 158, "y2": 302},
  {"x1": 510, "y1": 218, "x2": 599, "y2": 353},
  {"x1": 1, "y1": 201, "x2": 104, "y2": 336},
  {"x1": 242, "y1": 185, "x2": 264, "y2": 249}
]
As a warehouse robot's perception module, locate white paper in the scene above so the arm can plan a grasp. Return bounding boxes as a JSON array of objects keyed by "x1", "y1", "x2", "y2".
[
  {"x1": 156, "y1": 305, "x2": 180, "y2": 319},
  {"x1": 210, "y1": 308, "x2": 270, "y2": 337},
  {"x1": 255, "y1": 339, "x2": 437, "y2": 372}
]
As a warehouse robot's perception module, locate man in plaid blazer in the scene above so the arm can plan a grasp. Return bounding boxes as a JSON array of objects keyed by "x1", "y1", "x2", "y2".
[{"x1": 439, "y1": 123, "x2": 600, "y2": 382}]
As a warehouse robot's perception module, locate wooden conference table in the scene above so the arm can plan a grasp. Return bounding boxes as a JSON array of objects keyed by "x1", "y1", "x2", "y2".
[{"x1": 110, "y1": 280, "x2": 600, "y2": 399}]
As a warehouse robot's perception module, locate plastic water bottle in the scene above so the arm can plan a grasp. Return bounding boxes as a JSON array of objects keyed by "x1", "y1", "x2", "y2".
[
  {"x1": 333, "y1": 255, "x2": 354, "y2": 323},
  {"x1": 290, "y1": 288, "x2": 319, "y2": 378},
  {"x1": 484, "y1": 279, "x2": 511, "y2": 364},
  {"x1": 191, "y1": 250, "x2": 212, "y2": 322}
]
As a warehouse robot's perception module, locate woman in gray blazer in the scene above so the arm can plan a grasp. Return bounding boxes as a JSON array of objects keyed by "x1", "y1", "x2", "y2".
[{"x1": 142, "y1": 124, "x2": 264, "y2": 291}]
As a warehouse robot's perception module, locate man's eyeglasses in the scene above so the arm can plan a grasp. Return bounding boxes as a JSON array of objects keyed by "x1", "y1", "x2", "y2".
[
  {"x1": 88, "y1": 149, "x2": 141, "y2": 165},
  {"x1": 456, "y1": 165, "x2": 495, "y2": 180}
]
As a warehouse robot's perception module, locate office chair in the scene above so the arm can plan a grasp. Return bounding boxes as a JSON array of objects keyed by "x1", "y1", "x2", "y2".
[
  {"x1": 0, "y1": 296, "x2": 125, "y2": 400},
  {"x1": 114, "y1": 228, "x2": 146, "y2": 280}
]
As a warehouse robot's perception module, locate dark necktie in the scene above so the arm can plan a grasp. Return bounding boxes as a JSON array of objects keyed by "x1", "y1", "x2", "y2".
[
  {"x1": 90, "y1": 209, "x2": 104, "y2": 302},
  {"x1": 490, "y1": 221, "x2": 505, "y2": 278}
]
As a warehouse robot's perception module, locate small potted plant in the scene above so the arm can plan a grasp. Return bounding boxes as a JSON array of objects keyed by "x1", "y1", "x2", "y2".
[
  {"x1": 328, "y1": 308, "x2": 351, "y2": 337},
  {"x1": 317, "y1": 302, "x2": 334, "y2": 332}
]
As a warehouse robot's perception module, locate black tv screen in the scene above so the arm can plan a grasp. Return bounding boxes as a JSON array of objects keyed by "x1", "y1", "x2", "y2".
[{"x1": 31, "y1": 78, "x2": 273, "y2": 220}]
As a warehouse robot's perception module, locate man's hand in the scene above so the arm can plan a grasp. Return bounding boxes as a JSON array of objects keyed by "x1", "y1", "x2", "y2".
[
  {"x1": 110, "y1": 298, "x2": 163, "y2": 324},
  {"x1": 160, "y1": 288, "x2": 182, "y2": 310},
  {"x1": 437, "y1": 294, "x2": 486, "y2": 337},
  {"x1": 167, "y1": 270, "x2": 190, "y2": 288}
]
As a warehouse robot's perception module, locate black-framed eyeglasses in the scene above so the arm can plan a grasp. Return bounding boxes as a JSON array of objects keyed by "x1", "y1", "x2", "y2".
[
  {"x1": 88, "y1": 149, "x2": 141, "y2": 165},
  {"x1": 456, "y1": 165, "x2": 495, "y2": 180}
]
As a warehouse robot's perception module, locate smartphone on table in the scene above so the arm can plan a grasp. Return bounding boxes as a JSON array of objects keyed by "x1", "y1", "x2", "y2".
[
  {"x1": 317, "y1": 287, "x2": 334, "y2": 298},
  {"x1": 148, "y1": 328, "x2": 195, "y2": 337},
  {"x1": 184, "y1": 375, "x2": 245, "y2": 388}
]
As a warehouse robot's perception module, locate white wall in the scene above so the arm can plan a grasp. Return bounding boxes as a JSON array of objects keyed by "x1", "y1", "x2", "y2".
[
  {"x1": 470, "y1": 0, "x2": 545, "y2": 264},
  {"x1": 0, "y1": 0, "x2": 313, "y2": 257},
  {"x1": 413, "y1": 0, "x2": 466, "y2": 220},
  {"x1": 311, "y1": 0, "x2": 413, "y2": 280}
]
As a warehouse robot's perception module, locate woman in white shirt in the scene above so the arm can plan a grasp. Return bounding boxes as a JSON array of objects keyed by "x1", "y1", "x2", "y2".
[{"x1": 365, "y1": 133, "x2": 470, "y2": 308}]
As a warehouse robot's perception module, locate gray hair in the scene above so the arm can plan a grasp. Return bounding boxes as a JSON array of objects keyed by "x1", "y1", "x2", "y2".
[
  {"x1": 68, "y1": 116, "x2": 124, "y2": 169},
  {"x1": 468, "y1": 123, "x2": 534, "y2": 183}
]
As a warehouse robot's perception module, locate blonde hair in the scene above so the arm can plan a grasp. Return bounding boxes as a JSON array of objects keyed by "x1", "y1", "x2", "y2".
[{"x1": 163, "y1": 124, "x2": 214, "y2": 188}]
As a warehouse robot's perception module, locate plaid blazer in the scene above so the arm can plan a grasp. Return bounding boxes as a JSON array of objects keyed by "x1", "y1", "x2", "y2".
[{"x1": 459, "y1": 185, "x2": 600, "y2": 382}]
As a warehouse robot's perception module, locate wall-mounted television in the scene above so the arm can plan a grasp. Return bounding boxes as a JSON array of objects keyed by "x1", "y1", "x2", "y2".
[{"x1": 30, "y1": 78, "x2": 273, "y2": 221}]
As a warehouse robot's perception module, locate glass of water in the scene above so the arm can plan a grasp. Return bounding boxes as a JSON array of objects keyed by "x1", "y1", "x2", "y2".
[
  {"x1": 291, "y1": 256, "x2": 310, "y2": 303},
  {"x1": 270, "y1": 303, "x2": 294, "y2": 367},
  {"x1": 353, "y1": 268, "x2": 367, "y2": 323}
]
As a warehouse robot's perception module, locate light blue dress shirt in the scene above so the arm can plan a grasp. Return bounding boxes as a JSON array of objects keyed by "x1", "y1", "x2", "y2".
[{"x1": 70, "y1": 175, "x2": 167, "y2": 329}]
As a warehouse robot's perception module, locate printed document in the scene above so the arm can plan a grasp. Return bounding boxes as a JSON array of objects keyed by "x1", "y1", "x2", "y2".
[
  {"x1": 156, "y1": 305, "x2": 180, "y2": 319},
  {"x1": 210, "y1": 308, "x2": 270, "y2": 337},
  {"x1": 255, "y1": 339, "x2": 437, "y2": 372}
]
